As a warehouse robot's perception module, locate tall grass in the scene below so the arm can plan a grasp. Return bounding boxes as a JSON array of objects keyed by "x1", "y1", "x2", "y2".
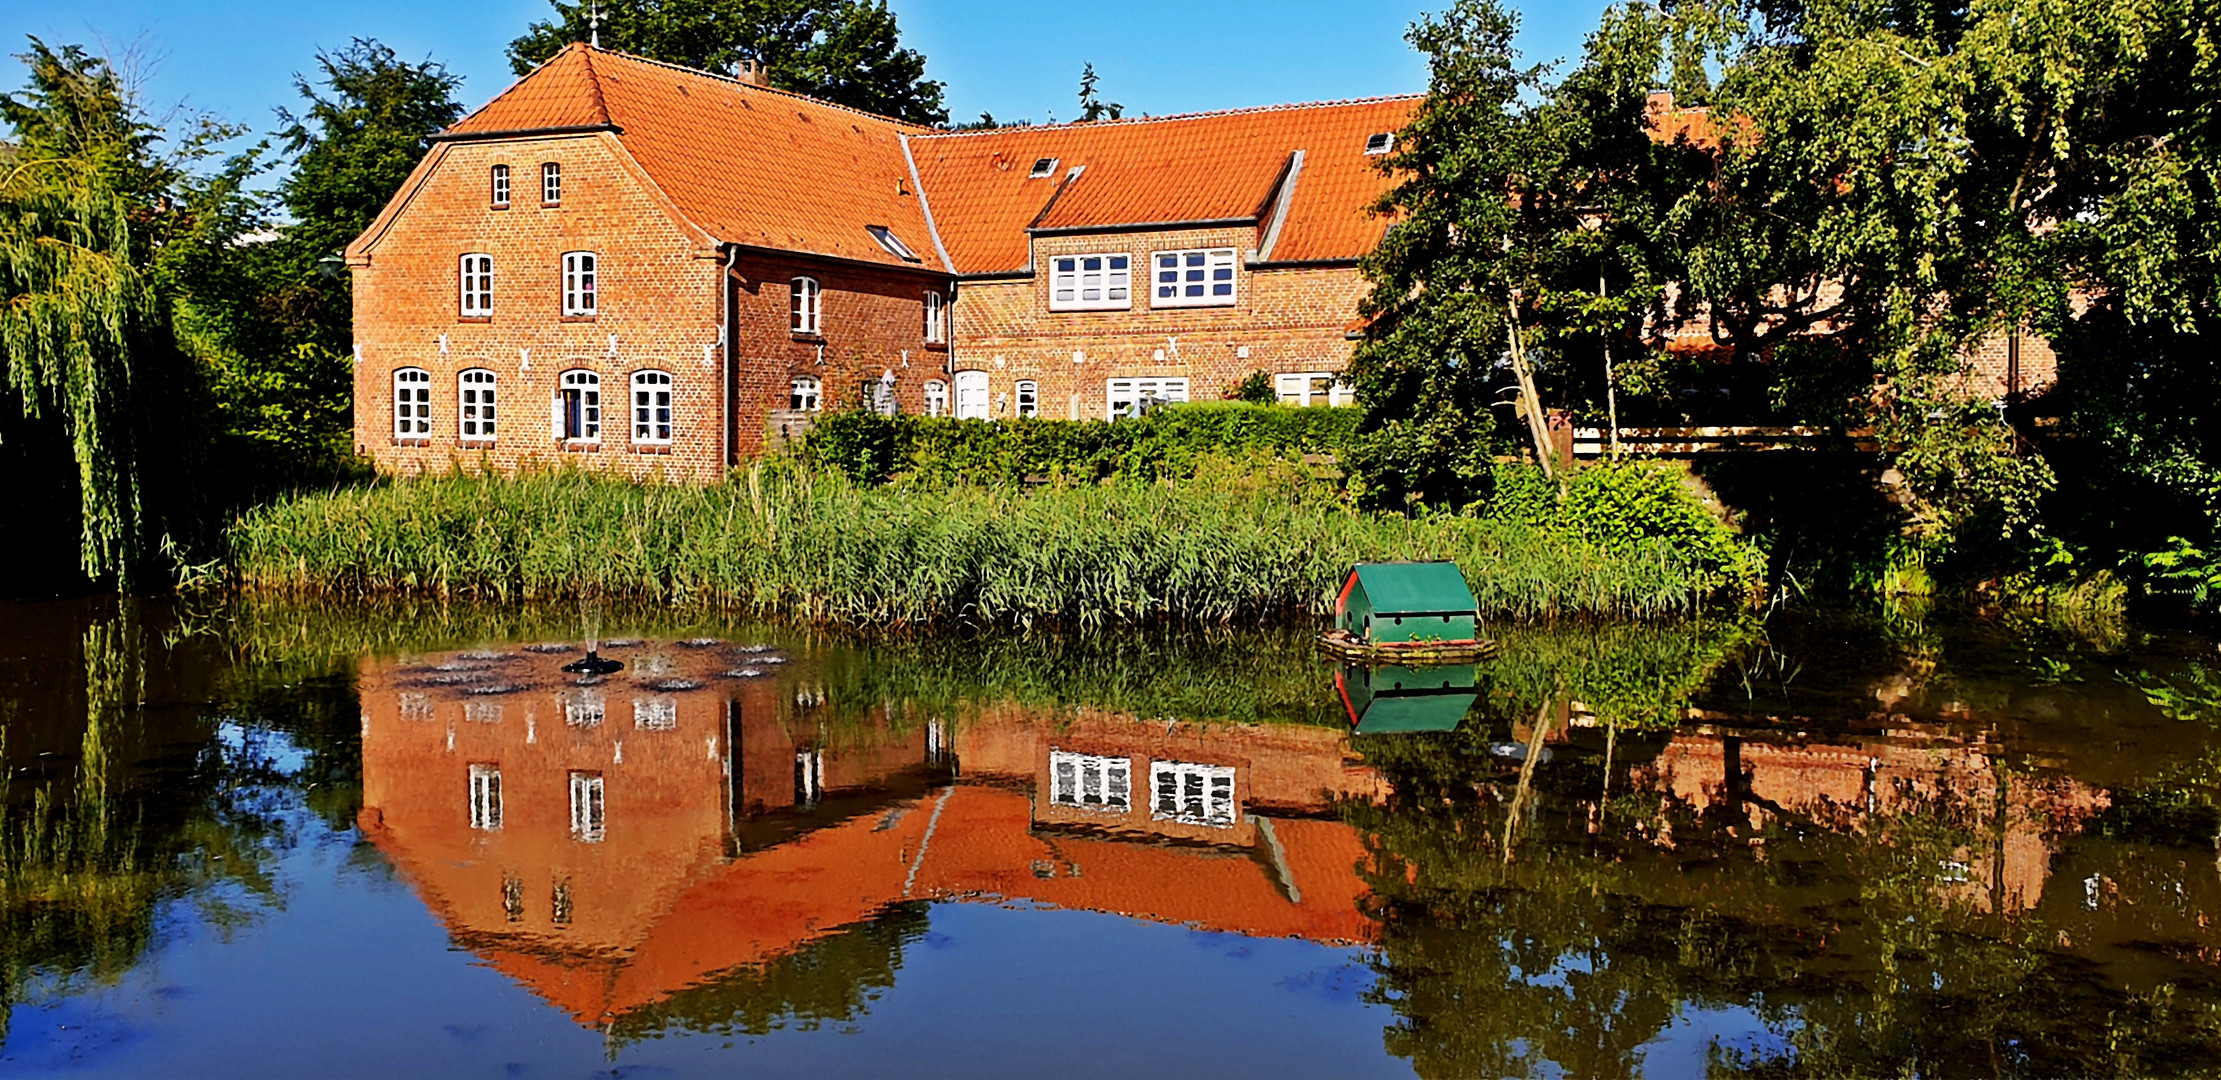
[{"x1": 230, "y1": 465, "x2": 1751, "y2": 625}]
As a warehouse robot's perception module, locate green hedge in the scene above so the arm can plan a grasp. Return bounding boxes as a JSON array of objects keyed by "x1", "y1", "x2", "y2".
[{"x1": 802, "y1": 401, "x2": 1360, "y2": 485}]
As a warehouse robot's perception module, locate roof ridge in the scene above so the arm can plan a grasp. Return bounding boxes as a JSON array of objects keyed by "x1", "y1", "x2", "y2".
[
  {"x1": 579, "y1": 45, "x2": 614, "y2": 127},
  {"x1": 583, "y1": 45, "x2": 931, "y2": 132},
  {"x1": 913, "y1": 92, "x2": 1424, "y2": 140}
]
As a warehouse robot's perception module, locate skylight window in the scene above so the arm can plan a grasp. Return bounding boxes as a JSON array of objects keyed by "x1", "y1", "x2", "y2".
[
  {"x1": 866, "y1": 224, "x2": 920, "y2": 262},
  {"x1": 1365, "y1": 132, "x2": 1395, "y2": 155},
  {"x1": 1028, "y1": 157, "x2": 1059, "y2": 178}
]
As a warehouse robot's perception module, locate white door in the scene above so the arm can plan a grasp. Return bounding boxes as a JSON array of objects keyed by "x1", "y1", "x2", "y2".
[{"x1": 954, "y1": 370, "x2": 991, "y2": 419}]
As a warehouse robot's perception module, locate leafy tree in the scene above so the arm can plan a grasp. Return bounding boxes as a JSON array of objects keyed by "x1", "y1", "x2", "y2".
[
  {"x1": 509, "y1": 0, "x2": 948, "y2": 125},
  {"x1": 1076, "y1": 62, "x2": 1122, "y2": 122}
]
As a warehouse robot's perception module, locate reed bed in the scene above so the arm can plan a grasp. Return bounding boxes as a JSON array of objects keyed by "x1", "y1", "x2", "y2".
[{"x1": 229, "y1": 466, "x2": 1746, "y2": 625}]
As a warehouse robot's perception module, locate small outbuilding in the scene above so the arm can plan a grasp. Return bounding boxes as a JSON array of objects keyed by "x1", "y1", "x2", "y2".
[
  {"x1": 1337, "y1": 663, "x2": 1478, "y2": 734},
  {"x1": 1335, "y1": 562, "x2": 1479, "y2": 645}
]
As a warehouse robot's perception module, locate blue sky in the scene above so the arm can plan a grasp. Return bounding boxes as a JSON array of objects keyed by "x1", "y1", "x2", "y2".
[{"x1": 2, "y1": 1, "x2": 1610, "y2": 147}]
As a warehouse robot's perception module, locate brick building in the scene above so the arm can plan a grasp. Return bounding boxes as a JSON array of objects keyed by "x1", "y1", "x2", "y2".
[{"x1": 347, "y1": 44, "x2": 1413, "y2": 477}]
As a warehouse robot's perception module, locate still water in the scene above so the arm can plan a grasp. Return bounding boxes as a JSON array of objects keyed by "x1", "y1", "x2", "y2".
[{"x1": 2, "y1": 598, "x2": 2219, "y2": 1077}]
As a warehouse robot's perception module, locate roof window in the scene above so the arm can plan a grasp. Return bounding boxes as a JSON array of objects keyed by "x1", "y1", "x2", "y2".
[
  {"x1": 1028, "y1": 157, "x2": 1059, "y2": 178},
  {"x1": 866, "y1": 224, "x2": 920, "y2": 262},
  {"x1": 1365, "y1": 132, "x2": 1395, "y2": 155}
]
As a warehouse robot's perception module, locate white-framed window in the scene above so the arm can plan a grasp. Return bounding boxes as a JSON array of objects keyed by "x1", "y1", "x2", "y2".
[
  {"x1": 1050, "y1": 750, "x2": 1131, "y2": 812},
  {"x1": 867, "y1": 224, "x2": 920, "y2": 261},
  {"x1": 468, "y1": 763, "x2": 503, "y2": 831},
  {"x1": 1050, "y1": 253, "x2": 1131, "y2": 311},
  {"x1": 795, "y1": 749, "x2": 825, "y2": 808},
  {"x1": 542, "y1": 161, "x2": 562, "y2": 204},
  {"x1": 570, "y1": 771, "x2": 605, "y2": 843},
  {"x1": 562, "y1": 688, "x2": 604, "y2": 728},
  {"x1": 955, "y1": 370, "x2": 990, "y2": 419},
  {"x1": 789, "y1": 375, "x2": 822, "y2": 411},
  {"x1": 634, "y1": 696, "x2": 677, "y2": 731},
  {"x1": 1150, "y1": 759, "x2": 1235, "y2": 827},
  {"x1": 1015, "y1": 380, "x2": 1039, "y2": 418},
  {"x1": 561, "y1": 251, "x2": 597, "y2": 316},
  {"x1": 923, "y1": 379, "x2": 948, "y2": 417},
  {"x1": 465, "y1": 701, "x2": 502, "y2": 724},
  {"x1": 631, "y1": 369, "x2": 673, "y2": 444},
  {"x1": 459, "y1": 369, "x2": 498, "y2": 442},
  {"x1": 399, "y1": 692, "x2": 433, "y2": 722},
  {"x1": 556, "y1": 369, "x2": 601, "y2": 442},
  {"x1": 459, "y1": 253, "x2": 494, "y2": 317},
  {"x1": 1152, "y1": 248, "x2": 1238, "y2": 307},
  {"x1": 1365, "y1": 132, "x2": 1395, "y2": 155},
  {"x1": 393, "y1": 367, "x2": 432, "y2": 439},
  {"x1": 1106, "y1": 376, "x2": 1189, "y2": 420},
  {"x1": 1274, "y1": 371, "x2": 1353, "y2": 407},
  {"x1": 491, "y1": 164, "x2": 510, "y2": 208},
  {"x1": 791, "y1": 276, "x2": 821, "y2": 334},
  {"x1": 924, "y1": 291, "x2": 947, "y2": 342},
  {"x1": 1028, "y1": 156, "x2": 1059, "y2": 178}
]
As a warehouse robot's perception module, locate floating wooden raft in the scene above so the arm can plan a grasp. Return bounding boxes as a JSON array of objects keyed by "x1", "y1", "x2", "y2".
[{"x1": 1317, "y1": 628, "x2": 1498, "y2": 664}]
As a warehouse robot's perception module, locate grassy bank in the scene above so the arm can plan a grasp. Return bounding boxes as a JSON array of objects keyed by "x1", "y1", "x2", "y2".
[{"x1": 229, "y1": 464, "x2": 1758, "y2": 626}]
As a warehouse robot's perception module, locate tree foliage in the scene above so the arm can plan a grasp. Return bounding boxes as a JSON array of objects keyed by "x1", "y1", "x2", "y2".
[{"x1": 508, "y1": 0, "x2": 948, "y2": 125}]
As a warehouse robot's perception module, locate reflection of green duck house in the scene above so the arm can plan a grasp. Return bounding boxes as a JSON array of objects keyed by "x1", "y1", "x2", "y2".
[{"x1": 1322, "y1": 562, "x2": 1496, "y2": 663}]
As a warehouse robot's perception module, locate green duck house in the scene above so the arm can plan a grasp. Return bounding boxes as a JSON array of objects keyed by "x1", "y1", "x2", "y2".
[{"x1": 1334, "y1": 562, "x2": 1480, "y2": 646}]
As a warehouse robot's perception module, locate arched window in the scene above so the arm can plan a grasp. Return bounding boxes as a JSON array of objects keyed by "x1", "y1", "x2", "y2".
[
  {"x1": 631, "y1": 370, "x2": 673, "y2": 444},
  {"x1": 923, "y1": 291, "x2": 946, "y2": 343},
  {"x1": 393, "y1": 367, "x2": 432, "y2": 439},
  {"x1": 490, "y1": 165, "x2": 510, "y2": 208},
  {"x1": 459, "y1": 253, "x2": 494, "y2": 317},
  {"x1": 1015, "y1": 379, "x2": 1039, "y2": 418},
  {"x1": 923, "y1": 379, "x2": 948, "y2": 417},
  {"x1": 556, "y1": 370, "x2": 601, "y2": 442},
  {"x1": 790, "y1": 276, "x2": 820, "y2": 334},
  {"x1": 541, "y1": 161, "x2": 562, "y2": 205},
  {"x1": 561, "y1": 252, "x2": 597, "y2": 316},
  {"x1": 459, "y1": 369, "x2": 497, "y2": 442},
  {"x1": 788, "y1": 375, "x2": 821, "y2": 412}
]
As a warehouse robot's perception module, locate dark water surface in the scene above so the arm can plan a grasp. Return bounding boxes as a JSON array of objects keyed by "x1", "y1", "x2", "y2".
[{"x1": 3, "y1": 599, "x2": 2220, "y2": 1078}]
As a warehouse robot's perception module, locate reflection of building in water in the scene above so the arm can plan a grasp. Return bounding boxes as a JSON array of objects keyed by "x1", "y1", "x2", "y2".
[
  {"x1": 1639, "y1": 729, "x2": 2109, "y2": 913},
  {"x1": 357, "y1": 644, "x2": 1380, "y2": 1029}
]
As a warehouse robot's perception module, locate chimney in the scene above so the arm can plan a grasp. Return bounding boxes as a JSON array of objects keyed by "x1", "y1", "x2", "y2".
[{"x1": 732, "y1": 58, "x2": 769, "y2": 88}]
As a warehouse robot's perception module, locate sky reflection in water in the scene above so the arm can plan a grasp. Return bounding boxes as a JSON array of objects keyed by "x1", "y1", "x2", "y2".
[{"x1": 1, "y1": 599, "x2": 2218, "y2": 1077}]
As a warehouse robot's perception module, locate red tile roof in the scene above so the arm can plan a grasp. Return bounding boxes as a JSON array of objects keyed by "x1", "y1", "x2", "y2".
[
  {"x1": 445, "y1": 44, "x2": 946, "y2": 271},
  {"x1": 909, "y1": 97, "x2": 1420, "y2": 273}
]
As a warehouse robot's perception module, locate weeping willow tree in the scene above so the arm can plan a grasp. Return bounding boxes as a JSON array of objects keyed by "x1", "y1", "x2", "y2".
[{"x1": 0, "y1": 40, "x2": 205, "y2": 588}]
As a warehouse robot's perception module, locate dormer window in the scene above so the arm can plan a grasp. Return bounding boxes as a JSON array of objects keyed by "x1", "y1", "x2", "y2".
[
  {"x1": 1028, "y1": 157, "x2": 1059, "y2": 178},
  {"x1": 1364, "y1": 132, "x2": 1395, "y2": 155},
  {"x1": 867, "y1": 224, "x2": 919, "y2": 262}
]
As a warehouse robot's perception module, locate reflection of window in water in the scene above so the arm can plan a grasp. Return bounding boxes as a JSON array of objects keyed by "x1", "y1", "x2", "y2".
[
  {"x1": 1150, "y1": 760, "x2": 1235, "y2": 826},
  {"x1": 795, "y1": 749, "x2": 824, "y2": 809},
  {"x1": 400, "y1": 692, "x2": 433, "y2": 722},
  {"x1": 927, "y1": 717, "x2": 949, "y2": 765},
  {"x1": 570, "y1": 771, "x2": 605, "y2": 843},
  {"x1": 563, "y1": 689, "x2": 605, "y2": 728},
  {"x1": 551, "y1": 880, "x2": 574, "y2": 926},
  {"x1": 502, "y1": 872, "x2": 524, "y2": 922},
  {"x1": 469, "y1": 763, "x2": 503, "y2": 830},
  {"x1": 1051, "y1": 750, "x2": 1130, "y2": 812},
  {"x1": 465, "y1": 700, "x2": 503, "y2": 724},
  {"x1": 634, "y1": 696, "x2": 677, "y2": 731}
]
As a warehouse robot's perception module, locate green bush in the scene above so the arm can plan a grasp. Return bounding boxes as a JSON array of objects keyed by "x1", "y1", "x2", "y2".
[
  {"x1": 1480, "y1": 460, "x2": 1764, "y2": 603},
  {"x1": 803, "y1": 402, "x2": 1359, "y2": 485}
]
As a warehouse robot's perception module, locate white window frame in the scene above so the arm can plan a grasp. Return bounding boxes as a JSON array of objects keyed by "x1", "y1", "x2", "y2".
[
  {"x1": 394, "y1": 367, "x2": 432, "y2": 439},
  {"x1": 923, "y1": 379, "x2": 948, "y2": 417},
  {"x1": 469, "y1": 763, "x2": 503, "y2": 831},
  {"x1": 791, "y1": 276, "x2": 821, "y2": 334},
  {"x1": 1150, "y1": 759, "x2": 1236, "y2": 827},
  {"x1": 570, "y1": 771, "x2": 605, "y2": 843},
  {"x1": 1015, "y1": 379, "x2": 1039, "y2": 418},
  {"x1": 1274, "y1": 371, "x2": 1353, "y2": 407},
  {"x1": 459, "y1": 369, "x2": 498, "y2": 442},
  {"x1": 868, "y1": 224, "x2": 920, "y2": 262},
  {"x1": 542, "y1": 161, "x2": 562, "y2": 205},
  {"x1": 556, "y1": 369, "x2": 601, "y2": 442},
  {"x1": 789, "y1": 375, "x2": 821, "y2": 412},
  {"x1": 923, "y1": 291, "x2": 947, "y2": 343},
  {"x1": 634, "y1": 696, "x2": 677, "y2": 731},
  {"x1": 1365, "y1": 132, "x2": 1396, "y2": 155},
  {"x1": 562, "y1": 688, "x2": 604, "y2": 728},
  {"x1": 1106, "y1": 376, "x2": 1189, "y2": 421},
  {"x1": 1050, "y1": 253, "x2": 1132, "y2": 311},
  {"x1": 399, "y1": 692, "x2": 433, "y2": 722},
  {"x1": 631, "y1": 369, "x2": 674, "y2": 445},
  {"x1": 561, "y1": 251, "x2": 597, "y2": 316},
  {"x1": 1152, "y1": 248, "x2": 1238, "y2": 307},
  {"x1": 954, "y1": 370, "x2": 990, "y2": 420},
  {"x1": 1050, "y1": 750, "x2": 1131, "y2": 813},
  {"x1": 459, "y1": 253, "x2": 494, "y2": 317},
  {"x1": 491, "y1": 164, "x2": 510, "y2": 208}
]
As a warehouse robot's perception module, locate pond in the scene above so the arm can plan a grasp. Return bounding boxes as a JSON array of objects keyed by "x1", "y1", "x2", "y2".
[{"x1": 1, "y1": 598, "x2": 2218, "y2": 1077}]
